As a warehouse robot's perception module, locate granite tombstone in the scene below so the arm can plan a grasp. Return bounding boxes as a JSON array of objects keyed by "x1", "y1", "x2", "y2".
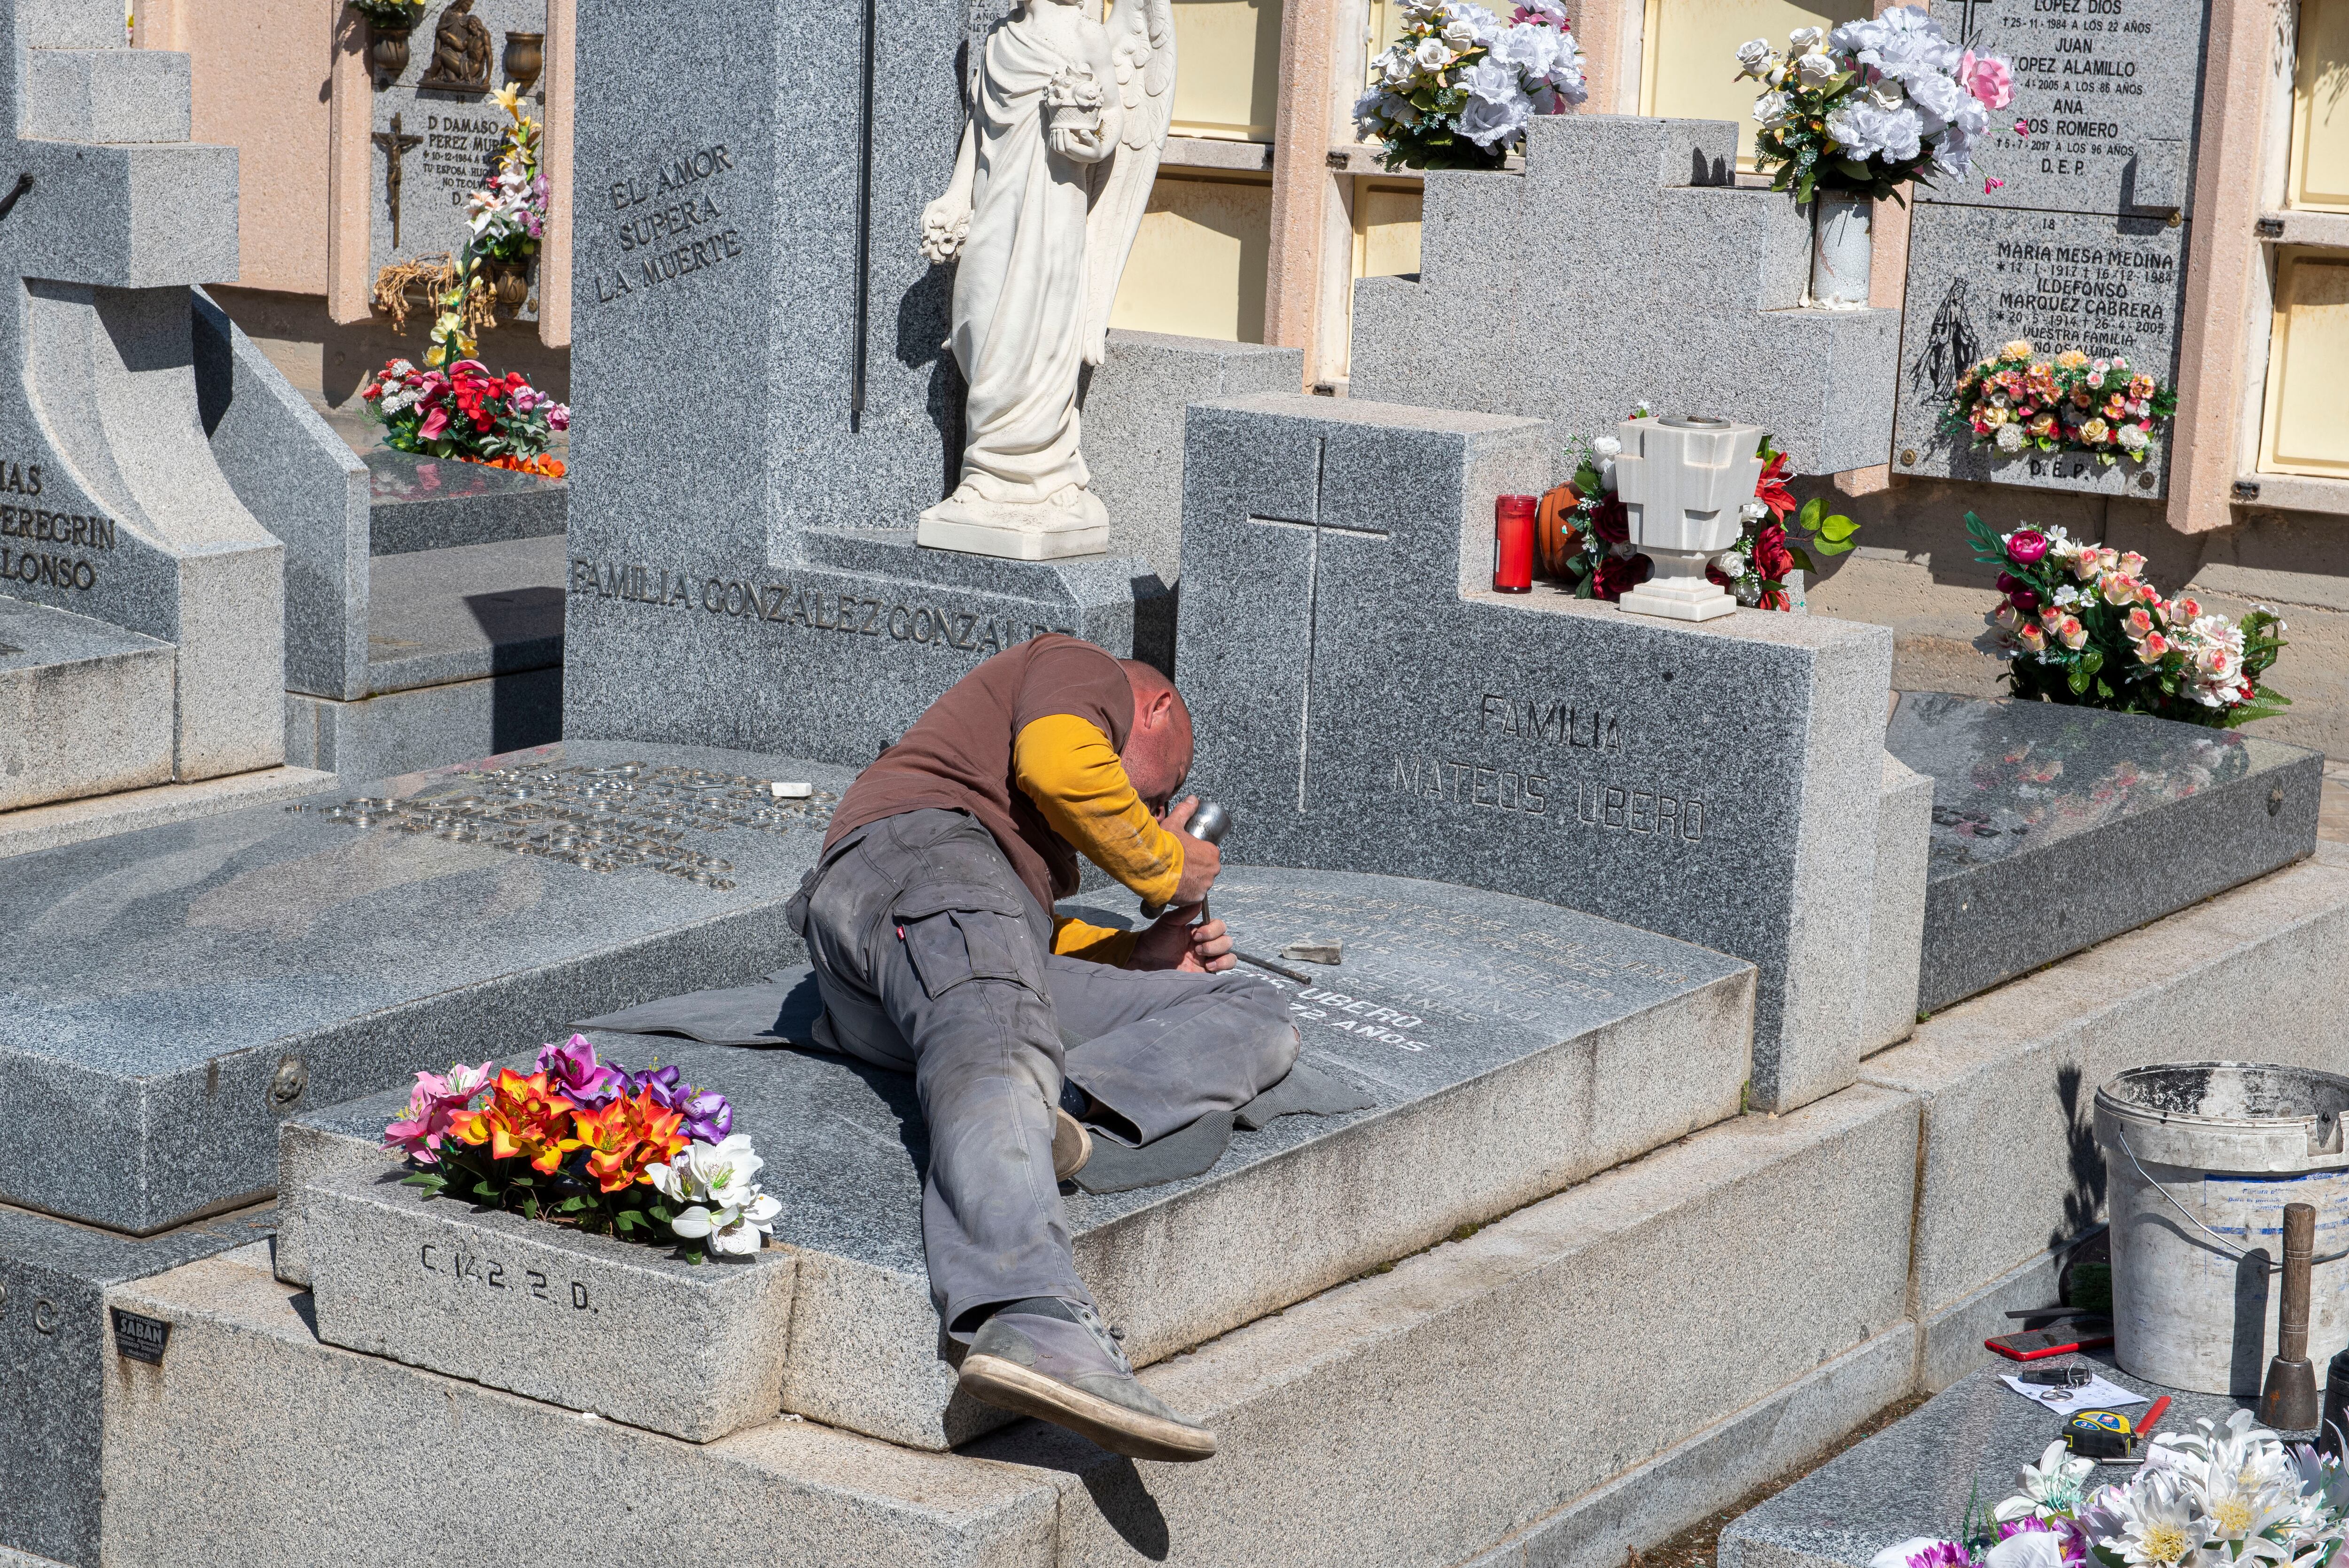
[
  {"x1": 561, "y1": 0, "x2": 1300, "y2": 761},
  {"x1": 1891, "y1": 0, "x2": 2206, "y2": 497},
  {"x1": 1348, "y1": 114, "x2": 1900, "y2": 477},
  {"x1": 1172, "y1": 392, "x2": 1911, "y2": 1115}
]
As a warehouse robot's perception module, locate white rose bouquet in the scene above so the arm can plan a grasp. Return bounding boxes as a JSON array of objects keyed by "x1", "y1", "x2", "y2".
[
  {"x1": 1735, "y1": 8, "x2": 2014, "y2": 203},
  {"x1": 1353, "y1": 0, "x2": 1587, "y2": 171}
]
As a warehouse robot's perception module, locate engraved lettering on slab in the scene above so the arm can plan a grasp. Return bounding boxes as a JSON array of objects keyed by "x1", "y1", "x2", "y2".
[
  {"x1": 591, "y1": 145, "x2": 743, "y2": 305},
  {"x1": 417, "y1": 1242, "x2": 592, "y2": 1315},
  {"x1": 1475, "y1": 693, "x2": 1626, "y2": 751},
  {"x1": 110, "y1": 1308, "x2": 171, "y2": 1365},
  {"x1": 0, "y1": 468, "x2": 115, "y2": 593},
  {"x1": 295, "y1": 760, "x2": 840, "y2": 889},
  {"x1": 1389, "y1": 754, "x2": 1708, "y2": 843},
  {"x1": 32, "y1": 1298, "x2": 57, "y2": 1335},
  {"x1": 567, "y1": 558, "x2": 1079, "y2": 656}
]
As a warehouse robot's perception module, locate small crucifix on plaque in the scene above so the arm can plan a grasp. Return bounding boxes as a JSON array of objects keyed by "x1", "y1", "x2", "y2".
[{"x1": 372, "y1": 112, "x2": 425, "y2": 250}]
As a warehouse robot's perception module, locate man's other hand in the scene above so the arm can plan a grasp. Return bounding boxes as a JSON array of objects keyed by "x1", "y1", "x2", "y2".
[
  {"x1": 1128, "y1": 911, "x2": 1235, "y2": 973},
  {"x1": 1161, "y1": 796, "x2": 1221, "y2": 905}
]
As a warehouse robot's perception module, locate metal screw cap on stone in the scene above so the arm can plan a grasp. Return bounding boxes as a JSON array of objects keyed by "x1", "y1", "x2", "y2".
[{"x1": 1613, "y1": 414, "x2": 1766, "y2": 624}]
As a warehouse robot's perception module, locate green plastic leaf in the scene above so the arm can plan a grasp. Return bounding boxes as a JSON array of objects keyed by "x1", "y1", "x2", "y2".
[
  {"x1": 522, "y1": 1193, "x2": 540, "y2": 1220},
  {"x1": 1787, "y1": 544, "x2": 1817, "y2": 574},
  {"x1": 1819, "y1": 514, "x2": 1859, "y2": 542},
  {"x1": 1797, "y1": 496, "x2": 1823, "y2": 531},
  {"x1": 2067, "y1": 665, "x2": 2091, "y2": 696},
  {"x1": 2081, "y1": 647, "x2": 2105, "y2": 676},
  {"x1": 1835, "y1": 157, "x2": 1871, "y2": 182}
]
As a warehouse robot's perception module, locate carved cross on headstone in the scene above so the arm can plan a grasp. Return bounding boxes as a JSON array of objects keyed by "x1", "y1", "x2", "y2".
[{"x1": 372, "y1": 113, "x2": 425, "y2": 250}]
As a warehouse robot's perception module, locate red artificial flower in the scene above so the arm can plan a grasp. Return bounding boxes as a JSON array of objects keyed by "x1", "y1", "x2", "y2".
[
  {"x1": 1591, "y1": 553, "x2": 1651, "y2": 601},
  {"x1": 1588, "y1": 495, "x2": 1630, "y2": 546},
  {"x1": 1753, "y1": 449, "x2": 1795, "y2": 521},
  {"x1": 1750, "y1": 523, "x2": 1795, "y2": 582},
  {"x1": 2006, "y1": 529, "x2": 2049, "y2": 565}
]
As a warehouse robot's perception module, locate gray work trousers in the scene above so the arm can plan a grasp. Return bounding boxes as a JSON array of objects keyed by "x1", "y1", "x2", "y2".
[{"x1": 787, "y1": 808, "x2": 1298, "y2": 1338}]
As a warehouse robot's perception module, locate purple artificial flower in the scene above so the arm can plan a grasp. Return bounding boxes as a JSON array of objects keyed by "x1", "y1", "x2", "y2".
[
  {"x1": 625, "y1": 1063, "x2": 688, "y2": 1110},
  {"x1": 679, "y1": 1089, "x2": 734, "y2": 1145},
  {"x1": 1909, "y1": 1544, "x2": 1973, "y2": 1568},
  {"x1": 536, "y1": 1033, "x2": 625, "y2": 1108}
]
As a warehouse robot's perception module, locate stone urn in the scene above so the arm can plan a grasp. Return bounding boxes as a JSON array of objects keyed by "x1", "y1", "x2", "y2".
[
  {"x1": 502, "y1": 31, "x2": 544, "y2": 92},
  {"x1": 486, "y1": 260, "x2": 531, "y2": 310},
  {"x1": 1808, "y1": 192, "x2": 1872, "y2": 308},
  {"x1": 367, "y1": 20, "x2": 414, "y2": 82},
  {"x1": 1610, "y1": 413, "x2": 1764, "y2": 622}
]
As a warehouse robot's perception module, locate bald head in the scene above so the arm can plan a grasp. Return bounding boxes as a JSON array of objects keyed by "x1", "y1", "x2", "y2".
[{"x1": 1120, "y1": 659, "x2": 1193, "y2": 814}]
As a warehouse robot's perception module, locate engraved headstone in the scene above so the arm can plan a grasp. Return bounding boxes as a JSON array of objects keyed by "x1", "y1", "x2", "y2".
[
  {"x1": 1890, "y1": 0, "x2": 2209, "y2": 497},
  {"x1": 366, "y1": 0, "x2": 548, "y2": 313},
  {"x1": 561, "y1": 0, "x2": 1276, "y2": 761},
  {"x1": 1171, "y1": 392, "x2": 1913, "y2": 1116}
]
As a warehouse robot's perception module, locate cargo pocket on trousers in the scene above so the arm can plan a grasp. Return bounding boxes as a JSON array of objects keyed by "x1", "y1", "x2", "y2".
[{"x1": 901, "y1": 910, "x2": 1042, "y2": 999}]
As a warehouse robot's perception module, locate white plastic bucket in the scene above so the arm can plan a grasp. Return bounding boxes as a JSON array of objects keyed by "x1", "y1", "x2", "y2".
[{"x1": 2095, "y1": 1062, "x2": 2349, "y2": 1395}]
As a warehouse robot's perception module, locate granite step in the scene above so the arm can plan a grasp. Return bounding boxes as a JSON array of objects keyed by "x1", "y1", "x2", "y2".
[
  {"x1": 0, "y1": 595, "x2": 174, "y2": 812},
  {"x1": 96, "y1": 1081, "x2": 1920, "y2": 1568},
  {"x1": 278, "y1": 868, "x2": 1760, "y2": 1450}
]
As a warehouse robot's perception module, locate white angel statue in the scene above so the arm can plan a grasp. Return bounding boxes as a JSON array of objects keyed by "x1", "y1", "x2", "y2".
[{"x1": 915, "y1": 0, "x2": 1174, "y2": 559}]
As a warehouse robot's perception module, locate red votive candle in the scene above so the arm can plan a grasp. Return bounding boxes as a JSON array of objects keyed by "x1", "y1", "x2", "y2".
[{"x1": 1493, "y1": 494, "x2": 1535, "y2": 593}]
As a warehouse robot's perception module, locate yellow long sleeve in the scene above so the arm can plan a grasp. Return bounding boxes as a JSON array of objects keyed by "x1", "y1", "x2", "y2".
[
  {"x1": 1012, "y1": 713, "x2": 1184, "y2": 910},
  {"x1": 1051, "y1": 916, "x2": 1140, "y2": 968}
]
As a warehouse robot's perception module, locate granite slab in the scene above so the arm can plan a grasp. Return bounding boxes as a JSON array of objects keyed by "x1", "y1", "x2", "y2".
[
  {"x1": 285, "y1": 666, "x2": 563, "y2": 780},
  {"x1": 1174, "y1": 392, "x2": 1902, "y2": 1114},
  {"x1": 366, "y1": 534, "x2": 567, "y2": 694},
  {"x1": 0, "y1": 594, "x2": 173, "y2": 810},
  {"x1": 0, "y1": 740, "x2": 851, "y2": 1235},
  {"x1": 281, "y1": 865, "x2": 1756, "y2": 1451},
  {"x1": 307, "y1": 1167, "x2": 796, "y2": 1443},
  {"x1": 1719, "y1": 1354, "x2": 2296, "y2": 1568},
  {"x1": 366, "y1": 449, "x2": 568, "y2": 558},
  {"x1": 1886, "y1": 693, "x2": 2322, "y2": 1012},
  {"x1": 0, "y1": 1199, "x2": 273, "y2": 1566}
]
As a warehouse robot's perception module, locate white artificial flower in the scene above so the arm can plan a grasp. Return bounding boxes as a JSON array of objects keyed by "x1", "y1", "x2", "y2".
[
  {"x1": 1998, "y1": 1442, "x2": 2097, "y2": 1521},
  {"x1": 1995, "y1": 422, "x2": 2026, "y2": 453},
  {"x1": 1458, "y1": 88, "x2": 1533, "y2": 146},
  {"x1": 1591, "y1": 435, "x2": 1621, "y2": 458},
  {"x1": 1906, "y1": 68, "x2": 1964, "y2": 126},
  {"x1": 2117, "y1": 425, "x2": 2149, "y2": 453},
  {"x1": 2105, "y1": 1470, "x2": 2207, "y2": 1567},
  {"x1": 1412, "y1": 36, "x2": 1454, "y2": 71},
  {"x1": 1865, "y1": 78, "x2": 1906, "y2": 111},
  {"x1": 1442, "y1": 15, "x2": 1483, "y2": 48},
  {"x1": 1824, "y1": 105, "x2": 1879, "y2": 157},
  {"x1": 1716, "y1": 549, "x2": 1747, "y2": 576},
  {"x1": 1739, "y1": 498, "x2": 1769, "y2": 522},
  {"x1": 1985, "y1": 1530, "x2": 2067, "y2": 1568},
  {"x1": 1754, "y1": 90, "x2": 1793, "y2": 124},
  {"x1": 669, "y1": 1192, "x2": 782, "y2": 1256},
  {"x1": 1491, "y1": 20, "x2": 1563, "y2": 78},
  {"x1": 1517, "y1": 0, "x2": 1567, "y2": 21},
  {"x1": 1789, "y1": 24, "x2": 1825, "y2": 48},
  {"x1": 1735, "y1": 36, "x2": 1778, "y2": 75},
  {"x1": 1459, "y1": 56, "x2": 1517, "y2": 103},
  {"x1": 1795, "y1": 49, "x2": 1840, "y2": 86}
]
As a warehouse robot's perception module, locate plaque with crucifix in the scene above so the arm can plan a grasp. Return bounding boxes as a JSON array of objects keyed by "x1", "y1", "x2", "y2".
[{"x1": 371, "y1": 113, "x2": 424, "y2": 250}]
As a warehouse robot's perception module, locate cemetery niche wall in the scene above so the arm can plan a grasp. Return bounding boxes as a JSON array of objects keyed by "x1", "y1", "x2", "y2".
[{"x1": 1891, "y1": 0, "x2": 2204, "y2": 497}]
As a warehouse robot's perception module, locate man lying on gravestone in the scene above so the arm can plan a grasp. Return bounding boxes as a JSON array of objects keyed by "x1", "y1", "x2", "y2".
[{"x1": 786, "y1": 634, "x2": 1299, "y2": 1463}]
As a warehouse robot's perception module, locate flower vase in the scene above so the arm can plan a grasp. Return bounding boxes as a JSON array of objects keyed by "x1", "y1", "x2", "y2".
[
  {"x1": 1807, "y1": 193, "x2": 1872, "y2": 309},
  {"x1": 502, "y1": 31, "x2": 544, "y2": 93},
  {"x1": 367, "y1": 20, "x2": 414, "y2": 82},
  {"x1": 487, "y1": 260, "x2": 531, "y2": 310}
]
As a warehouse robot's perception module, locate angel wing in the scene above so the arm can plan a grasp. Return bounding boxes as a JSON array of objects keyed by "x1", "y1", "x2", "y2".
[{"x1": 1080, "y1": 0, "x2": 1174, "y2": 366}]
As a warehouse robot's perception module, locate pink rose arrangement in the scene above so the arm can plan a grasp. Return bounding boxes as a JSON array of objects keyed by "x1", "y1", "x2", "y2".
[
  {"x1": 361, "y1": 357, "x2": 569, "y2": 476},
  {"x1": 1945, "y1": 341, "x2": 2178, "y2": 465}
]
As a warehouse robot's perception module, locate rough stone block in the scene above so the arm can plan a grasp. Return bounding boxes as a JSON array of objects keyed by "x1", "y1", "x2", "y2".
[
  {"x1": 18, "y1": 0, "x2": 122, "y2": 48},
  {"x1": 12, "y1": 140, "x2": 237, "y2": 288},
  {"x1": 306, "y1": 1168, "x2": 796, "y2": 1443},
  {"x1": 0, "y1": 1201, "x2": 272, "y2": 1567},
  {"x1": 282, "y1": 866, "x2": 1756, "y2": 1450},
  {"x1": 969, "y1": 1084, "x2": 1922, "y2": 1568},
  {"x1": 284, "y1": 667, "x2": 563, "y2": 779},
  {"x1": 365, "y1": 449, "x2": 566, "y2": 559},
  {"x1": 1176, "y1": 393, "x2": 1893, "y2": 1112},
  {"x1": 1348, "y1": 115, "x2": 1899, "y2": 476},
  {"x1": 1861, "y1": 845, "x2": 2349, "y2": 1326},
  {"x1": 0, "y1": 595, "x2": 172, "y2": 809},
  {"x1": 96, "y1": 1256, "x2": 1062, "y2": 1568},
  {"x1": 0, "y1": 739, "x2": 848, "y2": 1234},
  {"x1": 1887, "y1": 693, "x2": 2321, "y2": 1012},
  {"x1": 1866, "y1": 753, "x2": 1932, "y2": 1052},
  {"x1": 22, "y1": 49, "x2": 188, "y2": 143},
  {"x1": 1082, "y1": 329, "x2": 1305, "y2": 586},
  {"x1": 1720, "y1": 1360, "x2": 2263, "y2": 1568}
]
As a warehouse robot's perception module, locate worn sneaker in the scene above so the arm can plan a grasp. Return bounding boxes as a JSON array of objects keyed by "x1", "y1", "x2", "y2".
[
  {"x1": 958, "y1": 1297, "x2": 1217, "y2": 1462},
  {"x1": 1052, "y1": 1108, "x2": 1092, "y2": 1180}
]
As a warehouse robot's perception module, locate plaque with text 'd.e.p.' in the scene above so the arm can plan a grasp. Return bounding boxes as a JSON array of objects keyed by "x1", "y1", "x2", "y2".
[
  {"x1": 1892, "y1": 205, "x2": 2184, "y2": 497},
  {"x1": 1923, "y1": 0, "x2": 2207, "y2": 219}
]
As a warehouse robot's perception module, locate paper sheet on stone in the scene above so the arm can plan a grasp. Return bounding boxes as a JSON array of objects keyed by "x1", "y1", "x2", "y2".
[{"x1": 1999, "y1": 1373, "x2": 2148, "y2": 1415}]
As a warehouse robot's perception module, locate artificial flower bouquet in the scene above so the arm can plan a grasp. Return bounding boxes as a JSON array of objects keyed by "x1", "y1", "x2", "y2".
[
  {"x1": 1945, "y1": 342, "x2": 2179, "y2": 465},
  {"x1": 360, "y1": 357, "x2": 569, "y2": 475},
  {"x1": 384, "y1": 1037, "x2": 780, "y2": 1262},
  {"x1": 1971, "y1": 512, "x2": 2288, "y2": 728},
  {"x1": 1873, "y1": 1410, "x2": 2349, "y2": 1568},
  {"x1": 1537, "y1": 417, "x2": 1859, "y2": 608},
  {"x1": 1353, "y1": 0, "x2": 1587, "y2": 171},
  {"x1": 466, "y1": 84, "x2": 548, "y2": 265},
  {"x1": 1735, "y1": 8, "x2": 2012, "y2": 203}
]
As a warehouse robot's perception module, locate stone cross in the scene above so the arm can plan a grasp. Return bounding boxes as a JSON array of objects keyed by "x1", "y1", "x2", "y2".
[
  {"x1": 372, "y1": 111, "x2": 424, "y2": 248},
  {"x1": 0, "y1": 0, "x2": 284, "y2": 779}
]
